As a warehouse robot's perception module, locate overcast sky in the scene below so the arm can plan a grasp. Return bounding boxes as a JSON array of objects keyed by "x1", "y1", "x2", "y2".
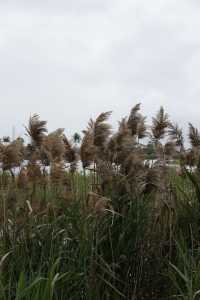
[{"x1": 0, "y1": 0, "x2": 200, "y2": 139}]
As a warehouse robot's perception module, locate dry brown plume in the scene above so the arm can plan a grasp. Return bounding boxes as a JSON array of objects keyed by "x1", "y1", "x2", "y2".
[
  {"x1": 127, "y1": 103, "x2": 141, "y2": 136},
  {"x1": 80, "y1": 111, "x2": 112, "y2": 168},
  {"x1": 1, "y1": 139, "x2": 24, "y2": 172},
  {"x1": 63, "y1": 135, "x2": 77, "y2": 171},
  {"x1": 168, "y1": 123, "x2": 184, "y2": 147},
  {"x1": 93, "y1": 111, "x2": 112, "y2": 148},
  {"x1": 137, "y1": 116, "x2": 147, "y2": 140},
  {"x1": 43, "y1": 128, "x2": 65, "y2": 162},
  {"x1": 50, "y1": 161, "x2": 65, "y2": 184},
  {"x1": 87, "y1": 191, "x2": 113, "y2": 215},
  {"x1": 127, "y1": 103, "x2": 148, "y2": 140},
  {"x1": 123, "y1": 151, "x2": 146, "y2": 194},
  {"x1": 80, "y1": 126, "x2": 95, "y2": 168},
  {"x1": 26, "y1": 161, "x2": 42, "y2": 184},
  {"x1": 152, "y1": 106, "x2": 170, "y2": 141},
  {"x1": 17, "y1": 167, "x2": 29, "y2": 189},
  {"x1": 25, "y1": 114, "x2": 47, "y2": 147},
  {"x1": 188, "y1": 123, "x2": 200, "y2": 148},
  {"x1": 107, "y1": 118, "x2": 135, "y2": 164}
]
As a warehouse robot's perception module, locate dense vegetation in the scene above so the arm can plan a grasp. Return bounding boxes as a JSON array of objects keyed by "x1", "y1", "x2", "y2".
[{"x1": 1, "y1": 104, "x2": 200, "y2": 299}]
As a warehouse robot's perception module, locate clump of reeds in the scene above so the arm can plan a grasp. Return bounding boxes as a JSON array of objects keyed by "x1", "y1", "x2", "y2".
[{"x1": 1, "y1": 105, "x2": 200, "y2": 299}]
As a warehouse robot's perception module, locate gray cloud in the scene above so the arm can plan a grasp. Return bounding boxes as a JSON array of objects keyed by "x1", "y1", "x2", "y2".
[
  {"x1": 0, "y1": 0, "x2": 200, "y2": 139},
  {"x1": 1, "y1": 0, "x2": 112, "y2": 13}
]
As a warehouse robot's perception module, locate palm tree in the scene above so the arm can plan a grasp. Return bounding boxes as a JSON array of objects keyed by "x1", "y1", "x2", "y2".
[{"x1": 72, "y1": 132, "x2": 81, "y2": 145}]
